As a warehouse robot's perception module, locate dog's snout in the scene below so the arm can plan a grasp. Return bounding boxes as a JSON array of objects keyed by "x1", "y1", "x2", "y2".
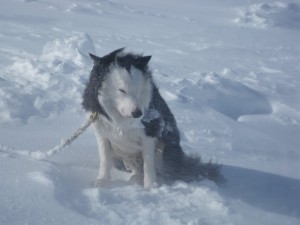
[{"x1": 132, "y1": 108, "x2": 142, "y2": 118}]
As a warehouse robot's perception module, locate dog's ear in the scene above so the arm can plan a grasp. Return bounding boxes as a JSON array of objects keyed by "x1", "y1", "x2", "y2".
[
  {"x1": 90, "y1": 48, "x2": 125, "y2": 65},
  {"x1": 89, "y1": 53, "x2": 101, "y2": 63},
  {"x1": 101, "y1": 48, "x2": 125, "y2": 64},
  {"x1": 135, "y1": 56, "x2": 152, "y2": 69},
  {"x1": 107, "y1": 47, "x2": 125, "y2": 57}
]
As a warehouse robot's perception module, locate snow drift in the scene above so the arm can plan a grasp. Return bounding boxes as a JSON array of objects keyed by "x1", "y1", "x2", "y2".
[{"x1": 0, "y1": 0, "x2": 299, "y2": 224}]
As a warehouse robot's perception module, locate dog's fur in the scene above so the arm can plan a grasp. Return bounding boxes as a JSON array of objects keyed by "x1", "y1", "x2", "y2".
[{"x1": 82, "y1": 48, "x2": 224, "y2": 189}]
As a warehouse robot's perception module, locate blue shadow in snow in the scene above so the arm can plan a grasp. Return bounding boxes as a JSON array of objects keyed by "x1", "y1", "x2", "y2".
[{"x1": 221, "y1": 165, "x2": 300, "y2": 219}]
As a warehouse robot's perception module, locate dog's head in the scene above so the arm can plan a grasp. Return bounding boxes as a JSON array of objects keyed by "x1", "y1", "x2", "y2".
[{"x1": 83, "y1": 48, "x2": 153, "y2": 124}]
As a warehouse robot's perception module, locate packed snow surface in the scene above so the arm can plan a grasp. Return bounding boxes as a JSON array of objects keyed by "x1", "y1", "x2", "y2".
[{"x1": 0, "y1": 0, "x2": 300, "y2": 224}]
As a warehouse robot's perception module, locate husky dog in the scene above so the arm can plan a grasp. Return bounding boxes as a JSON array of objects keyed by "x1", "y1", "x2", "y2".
[{"x1": 82, "y1": 48, "x2": 223, "y2": 189}]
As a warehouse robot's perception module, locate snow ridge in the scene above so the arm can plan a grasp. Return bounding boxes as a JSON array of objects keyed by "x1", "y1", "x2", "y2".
[
  {"x1": 0, "y1": 33, "x2": 95, "y2": 123},
  {"x1": 235, "y1": 2, "x2": 300, "y2": 29},
  {"x1": 0, "y1": 0, "x2": 300, "y2": 224}
]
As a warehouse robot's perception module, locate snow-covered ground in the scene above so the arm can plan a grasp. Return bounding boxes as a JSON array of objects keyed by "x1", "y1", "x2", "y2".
[{"x1": 1, "y1": 0, "x2": 300, "y2": 224}]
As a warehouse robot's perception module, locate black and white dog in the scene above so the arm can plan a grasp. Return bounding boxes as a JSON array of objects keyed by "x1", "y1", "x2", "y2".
[{"x1": 82, "y1": 48, "x2": 223, "y2": 189}]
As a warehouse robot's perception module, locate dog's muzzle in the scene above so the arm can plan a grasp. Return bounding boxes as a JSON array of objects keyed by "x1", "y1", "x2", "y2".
[{"x1": 132, "y1": 108, "x2": 142, "y2": 118}]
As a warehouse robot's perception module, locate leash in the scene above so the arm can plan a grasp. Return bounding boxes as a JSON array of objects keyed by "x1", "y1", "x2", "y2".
[{"x1": 0, "y1": 112, "x2": 98, "y2": 160}]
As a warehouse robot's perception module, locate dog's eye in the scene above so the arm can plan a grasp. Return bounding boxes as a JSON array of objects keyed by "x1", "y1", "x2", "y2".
[{"x1": 119, "y1": 89, "x2": 126, "y2": 94}]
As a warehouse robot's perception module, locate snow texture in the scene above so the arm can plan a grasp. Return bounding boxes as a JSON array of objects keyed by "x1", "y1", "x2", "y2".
[
  {"x1": 235, "y1": 2, "x2": 300, "y2": 29},
  {"x1": 0, "y1": 0, "x2": 300, "y2": 224}
]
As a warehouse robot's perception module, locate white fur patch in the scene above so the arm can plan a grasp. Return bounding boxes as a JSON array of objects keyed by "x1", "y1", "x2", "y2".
[
  {"x1": 94, "y1": 64, "x2": 156, "y2": 188},
  {"x1": 98, "y1": 66, "x2": 152, "y2": 123}
]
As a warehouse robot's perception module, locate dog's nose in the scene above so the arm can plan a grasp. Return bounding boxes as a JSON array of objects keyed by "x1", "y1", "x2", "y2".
[{"x1": 132, "y1": 109, "x2": 142, "y2": 118}]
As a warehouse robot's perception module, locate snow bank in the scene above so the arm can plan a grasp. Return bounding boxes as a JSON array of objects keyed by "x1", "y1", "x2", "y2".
[
  {"x1": 179, "y1": 72, "x2": 272, "y2": 120},
  {"x1": 0, "y1": 33, "x2": 95, "y2": 123},
  {"x1": 0, "y1": 0, "x2": 299, "y2": 224},
  {"x1": 235, "y1": 2, "x2": 300, "y2": 29},
  {"x1": 40, "y1": 33, "x2": 95, "y2": 68},
  {"x1": 66, "y1": 3, "x2": 103, "y2": 15}
]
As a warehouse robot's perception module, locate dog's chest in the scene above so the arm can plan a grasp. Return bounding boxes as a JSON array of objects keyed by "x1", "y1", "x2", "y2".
[{"x1": 99, "y1": 120, "x2": 146, "y2": 154}]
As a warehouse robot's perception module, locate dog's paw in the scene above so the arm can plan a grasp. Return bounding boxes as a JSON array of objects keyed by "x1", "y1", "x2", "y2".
[
  {"x1": 129, "y1": 173, "x2": 143, "y2": 185},
  {"x1": 144, "y1": 181, "x2": 158, "y2": 190},
  {"x1": 92, "y1": 177, "x2": 110, "y2": 188}
]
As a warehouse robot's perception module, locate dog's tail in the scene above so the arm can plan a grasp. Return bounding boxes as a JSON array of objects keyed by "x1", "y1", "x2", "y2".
[{"x1": 178, "y1": 153, "x2": 225, "y2": 185}]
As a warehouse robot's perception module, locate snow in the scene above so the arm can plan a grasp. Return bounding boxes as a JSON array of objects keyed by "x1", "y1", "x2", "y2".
[
  {"x1": 235, "y1": 2, "x2": 300, "y2": 29},
  {"x1": 0, "y1": 0, "x2": 300, "y2": 224}
]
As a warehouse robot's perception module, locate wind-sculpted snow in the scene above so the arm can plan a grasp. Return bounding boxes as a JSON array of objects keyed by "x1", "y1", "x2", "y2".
[
  {"x1": 235, "y1": 2, "x2": 300, "y2": 29},
  {"x1": 0, "y1": 0, "x2": 300, "y2": 224},
  {"x1": 0, "y1": 33, "x2": 95, "y2": 123},
  {"x1": 179, "y1": 72, "x2": 273, "y2": 120}
]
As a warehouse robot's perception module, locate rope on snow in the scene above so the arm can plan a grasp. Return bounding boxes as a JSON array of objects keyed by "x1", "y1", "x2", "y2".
[{"x1": 0, "y1": 112, "x2": 98, "y2": 160}]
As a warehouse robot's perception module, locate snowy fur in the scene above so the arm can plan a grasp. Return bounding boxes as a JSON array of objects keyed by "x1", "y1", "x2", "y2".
[{"x1": 82, "y1": 48, "x2": 224, "y2": 188}]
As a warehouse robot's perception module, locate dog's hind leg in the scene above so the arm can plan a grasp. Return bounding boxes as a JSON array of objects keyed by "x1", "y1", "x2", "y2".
[{"x1": 125, "y1": 152, "x2": 143, "y2": 185}]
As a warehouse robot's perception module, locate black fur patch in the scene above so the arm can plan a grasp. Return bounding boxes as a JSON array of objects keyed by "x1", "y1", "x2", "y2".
[
  {"x1": 117, "y1": 54, "x2": 151, "y2": 73},
  {"x1": 82, "y1": 61, "x2": 111, "y2": 119},
  {"x1": 142, "y1": 86, "x2": 225, "y2": 184}
]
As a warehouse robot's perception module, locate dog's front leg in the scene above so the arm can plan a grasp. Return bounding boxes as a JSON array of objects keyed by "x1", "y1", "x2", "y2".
[
  {"x1": 94, "y1": 134, "x2": 113, "y2": 187},
  {"x1": 143, "y1": 138, "x2": 157, "y2": 189}
]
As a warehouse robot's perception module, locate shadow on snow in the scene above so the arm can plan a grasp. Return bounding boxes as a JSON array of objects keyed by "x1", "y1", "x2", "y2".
[{"x1": 221, "y1": 165, "x2": 300, "y2": 219}]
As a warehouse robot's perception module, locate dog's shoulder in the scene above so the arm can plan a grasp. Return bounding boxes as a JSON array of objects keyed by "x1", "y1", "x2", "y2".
[{"x1": 142, "y1": 85, "x2": 180, "y2": 140}]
